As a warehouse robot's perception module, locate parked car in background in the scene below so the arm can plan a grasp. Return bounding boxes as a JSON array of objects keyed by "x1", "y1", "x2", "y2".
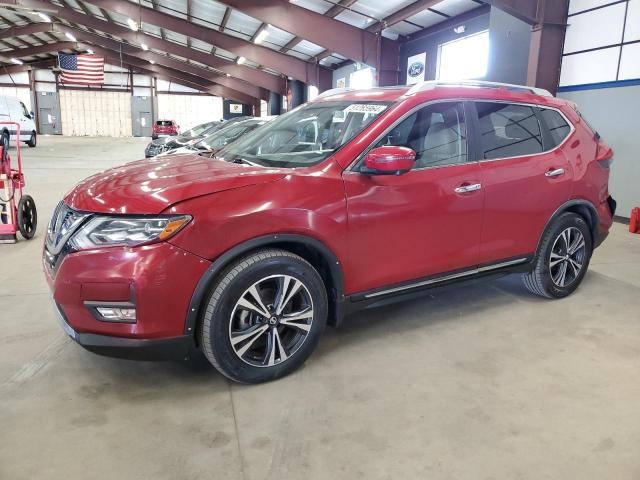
[
  {"x1": 157, "y1": 117, "x2": 274, "y2": 157},
  {"x1": 145, "y1": 120, "x2": 224, "y2": 158},
  {"x1": 151, "y1": 119, "x2": 179, "y2": 139},
  {"x1": 45, "y1": 81, "x2": 615, "y2": 384},
  {"x1": 0, "y1": 95, "x2": 37, "y2": 148}
]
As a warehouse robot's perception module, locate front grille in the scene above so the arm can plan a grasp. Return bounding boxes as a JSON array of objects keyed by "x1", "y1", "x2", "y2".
[{"x1": 44, "y1": 202, "x2": 90, "y2": 274}]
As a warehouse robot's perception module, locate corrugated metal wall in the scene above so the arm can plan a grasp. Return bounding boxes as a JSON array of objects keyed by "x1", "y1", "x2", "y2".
[
  {"x1": 59, "y1": 90, "x2": 132, "y2": 137},
  {"x1": 157, "y1": 94, "x2": 223, "y2": 132}
]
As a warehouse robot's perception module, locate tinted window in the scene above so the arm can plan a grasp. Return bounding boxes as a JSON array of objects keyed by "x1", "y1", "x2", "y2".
[
  {"x1": 156, "y1": 120, "x2": 173, "y2": 126},
  {"x1": 374, "y1": 102, "x2": 467, "y2": 168},
  {"x1": 477, "y1": 103, "x2": 543, "y2": 160},
  {"x1": 540, "y1": 109, "x2": 571, "y2": 148}
]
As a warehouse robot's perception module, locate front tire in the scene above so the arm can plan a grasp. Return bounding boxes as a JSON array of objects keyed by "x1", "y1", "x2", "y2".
[
  {"x1": 199, "y1": 249, "x2": 327, "y2": 384},
  {"x1": 523, "y1": 212, "x2": 592, "y2": 298},
  {"x1": 27, "y1": 132, "x2": 36, "y2": 148}
]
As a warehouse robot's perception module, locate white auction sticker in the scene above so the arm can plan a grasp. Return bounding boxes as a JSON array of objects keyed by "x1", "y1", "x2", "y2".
[{"x1": 344, "y1": 104, "x2": 388, "y2": 114}]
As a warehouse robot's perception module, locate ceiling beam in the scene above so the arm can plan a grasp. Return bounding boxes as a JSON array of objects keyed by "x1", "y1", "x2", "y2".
[
  {"x1": 83, "y1": 0, "x2": 331, "y2": 87},
  {"x1": 219, "y1": 0, "x2": 391, "y2": 66},
  {"x1": 484, "y1": 0, "x2": 538, "y2": 24},
  {"x1": 0, "y1": 57, "x2": 55, "y2": 74},
  {"x1": 0, "y1": 9, "x2": 286, "y2": 94},
  {"x1": 279, "y1": 0, "x2": 356, "y2": 54},
  {"x1": 2, "y1": 25, "x2": 265, "y2": 100},
  {"x1": 3, "y1": 41, "x2": 255, "y2": 103},
  {"x1": 66, "y1": 27, "x2": 266, "y2": 100},
  {"x1": 366, "y1": 0, "x2": 442, "y2": 33}
]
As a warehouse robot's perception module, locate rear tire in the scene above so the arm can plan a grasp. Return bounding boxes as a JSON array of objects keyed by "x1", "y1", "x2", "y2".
[
  {"x1": 199, "y1": 249, "x2": 327, "y2": 384},
  {"x1": 523, "y1": 212, "x2": 592, "y2": 298}
]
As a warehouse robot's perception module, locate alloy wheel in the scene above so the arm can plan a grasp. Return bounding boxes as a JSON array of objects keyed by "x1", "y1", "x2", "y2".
[
  {"x1": 229, "y1": 274, "x2": 314, "y2": 367},
  {"x1": 549, "y1": 226, "x2": 586, "y2": 287}
]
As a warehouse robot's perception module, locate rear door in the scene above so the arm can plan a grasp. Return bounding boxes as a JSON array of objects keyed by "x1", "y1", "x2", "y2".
[
  {"x1": 472, "y1": 101, "x2": 573, "y2": 264},
  {"x1": 344, "y1": 101, "x2": 484, "y2": 294}
]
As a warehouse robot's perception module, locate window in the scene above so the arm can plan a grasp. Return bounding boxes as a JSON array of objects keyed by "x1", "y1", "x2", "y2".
[
  {"x1": 20, "y1": 101, "x2": 30, "y2": 118},
  {"x1": 350, "y1": 67, "x2": 374, "y2": 89},
  {"x1": 437, "y1": 31, "x2": 489, "y2": 81},
  {"x1": 539, "y1": 109, "x2": 571, "y2": 148},
  {"x1": 373, "y1": 102, "x2": 468, "y2": 169},
  {"x1": 476, "y1": 103, "x2": 543, "y2": 160}
]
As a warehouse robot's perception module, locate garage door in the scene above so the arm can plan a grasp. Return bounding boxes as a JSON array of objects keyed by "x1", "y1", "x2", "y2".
[
  {"x1": 59, "y1": 90, "x2": 132, "y2": 137},
  {"x1": 157, "y1": 94, "x2": 223, "y2": 133}
]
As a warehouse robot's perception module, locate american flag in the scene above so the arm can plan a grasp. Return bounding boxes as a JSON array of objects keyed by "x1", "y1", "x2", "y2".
[{"x1": 58, "y1": 53, "x2": 104, "y2": 85}]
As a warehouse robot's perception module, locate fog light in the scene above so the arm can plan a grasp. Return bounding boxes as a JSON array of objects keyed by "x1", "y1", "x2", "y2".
[
  {"x1": 85, "y1": 301, "x2": 137, "y2": 323},
  {"x1": 96, "y1": 307, "x2": 137, "y2": 322}
]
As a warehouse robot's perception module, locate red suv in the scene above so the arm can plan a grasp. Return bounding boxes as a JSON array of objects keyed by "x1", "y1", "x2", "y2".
[
  {"x1": 151, "y1": 119, "x2": 178, "y2": 139},
  {"x1": 44, "y1": 81, "x2": 615, "y2": 383}
]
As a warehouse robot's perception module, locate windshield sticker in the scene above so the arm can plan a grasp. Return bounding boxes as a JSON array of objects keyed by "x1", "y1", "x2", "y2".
[{"x1": 344, "y1": 104, "x2": 388, "y2": 115}]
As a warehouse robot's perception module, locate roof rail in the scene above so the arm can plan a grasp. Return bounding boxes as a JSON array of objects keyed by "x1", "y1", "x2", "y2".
[{"x1": 404, "y1": 80, "x2": 553, "y2": 97}]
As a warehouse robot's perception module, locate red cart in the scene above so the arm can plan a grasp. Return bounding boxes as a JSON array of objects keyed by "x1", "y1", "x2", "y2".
[{"x1": 0, "y1": 122, "x2": 37, "y2": 243}]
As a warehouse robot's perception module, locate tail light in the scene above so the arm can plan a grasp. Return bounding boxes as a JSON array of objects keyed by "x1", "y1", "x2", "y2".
[{"x1": 596, "y1": 141, "x2": 613, "y2": 169}]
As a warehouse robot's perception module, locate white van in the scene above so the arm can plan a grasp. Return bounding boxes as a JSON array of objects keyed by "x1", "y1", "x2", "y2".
[{"x1": 0, "y1": 95, "x2": 37, "y2": 148}]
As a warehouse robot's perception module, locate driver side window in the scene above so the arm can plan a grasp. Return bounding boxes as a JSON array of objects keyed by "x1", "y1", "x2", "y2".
[{"x1": 374, "y1": 102, "x2": 468, "y2": 169}]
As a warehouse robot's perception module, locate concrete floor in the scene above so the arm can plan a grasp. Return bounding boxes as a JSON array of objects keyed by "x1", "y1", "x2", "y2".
[{"x1": 1, "y1": 136, "x2": 639, "y2": 480}]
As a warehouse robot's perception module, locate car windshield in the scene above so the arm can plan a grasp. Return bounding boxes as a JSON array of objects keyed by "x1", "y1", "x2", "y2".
[
  {"x1": 217, "y1": 101, "x2": 390, "y2": 168},
  {"x1": 193, "y1": 121, "x2": 265, "y2": 151},
  {"x1": 186, "y1": 121, "x2": 218, "y2": 137}
]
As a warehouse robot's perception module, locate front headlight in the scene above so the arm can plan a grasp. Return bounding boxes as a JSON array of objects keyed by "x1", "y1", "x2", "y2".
[{"x1": 68, "y1": 215, "x2": 191, "y2": 250}]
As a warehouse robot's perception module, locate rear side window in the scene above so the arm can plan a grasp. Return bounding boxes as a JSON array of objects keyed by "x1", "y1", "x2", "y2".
[
  {"x1": 476, "y1": 102, "x2": 543, "y2": 160},
  {"x1": 539, "y1": 109, "x2": 571, "y2": 148}
]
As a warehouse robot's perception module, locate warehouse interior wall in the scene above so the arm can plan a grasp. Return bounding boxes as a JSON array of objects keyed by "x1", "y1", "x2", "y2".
[
  {"x1": 558, "y1": 0, "x2": 640, "y2": 218},
  {"x1": 559, "y1": 86, "x2": 640, "y2": 219},
  {"x1": 157, "y1": 94, "x2": 223, "y2": 132}
]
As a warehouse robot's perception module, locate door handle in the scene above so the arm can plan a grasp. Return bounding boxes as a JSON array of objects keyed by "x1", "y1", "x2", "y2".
[
  {"x1": 454, "y1": 183, "x2": 482, "y2": 194},
  {"x1": 545, "y1": 168, "x2": 565, "y2": 178}
]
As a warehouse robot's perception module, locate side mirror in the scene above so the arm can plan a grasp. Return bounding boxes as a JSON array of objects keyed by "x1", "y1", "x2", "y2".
[
  {"x1": 363, "y1": 146, "x2": 416, "y2": 175},
  {"x1": 29, "y1": 111, "x2": 34, "y2": 119}
]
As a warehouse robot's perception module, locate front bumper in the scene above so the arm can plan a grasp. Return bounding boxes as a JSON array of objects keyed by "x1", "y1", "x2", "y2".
[
  {"x1": 53, "y1": 301, "x2": 195, "y2": 360},
  {"x1": 44, "y1": 241, "x2": 211, "y2": 360}
]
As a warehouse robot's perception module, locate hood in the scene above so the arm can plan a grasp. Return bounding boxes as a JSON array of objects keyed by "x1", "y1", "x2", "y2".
[{"x1": 64, "y1": 154, "x2": 286, "y2": 214}]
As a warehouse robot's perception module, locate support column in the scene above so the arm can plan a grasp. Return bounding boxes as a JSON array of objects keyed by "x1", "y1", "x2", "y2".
[
  {"x1": 268, "y1": 91, "x2": 282, "y2": 116},
  {"x1": 526, "y1": 1, "x2": 569, "y2": 96},
  {"x1": 287, "y1": 79, "x2": 306, "y2": 110}
]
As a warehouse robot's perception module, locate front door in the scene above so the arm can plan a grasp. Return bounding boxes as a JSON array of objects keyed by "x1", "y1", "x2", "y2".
[{"x1": 343, "y1": 101, "x2": 483, "y2": 294}]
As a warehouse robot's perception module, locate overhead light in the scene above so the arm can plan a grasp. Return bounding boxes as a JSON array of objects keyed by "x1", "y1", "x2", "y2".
[
  {"x1": 127, "y1": 18, "x2": 139, "y2": 31},
  {"x1": 254, "y1": 25, "x2": 270, "y2": 44},
  {"x1": 454, "y1": 25, "x2": 466, "y2": 34},
  {"x1": 37, "y1": 12, "x2": 51, "y2": 22},
  {"x1": 236, "y1": 56, "x2": 246, "y2": 65},
  {"x1": 148, "y1": 59, "x2": 155, "y2": 64},
  {"x1": 141, "y1": 43, "x2": 148, "y2": 51},
  {"x1": 226, "y1": 73, "x2": 231, "y2": 77},
  {"x1": 10, "y1": 58, "x2": 23, "y2": 65},
  {"x1": 86, "y1": 49, "x2": 94, "y2": 55},
  {"x1": 65, "y1": 32, "x2": 77, "y2": 41}
]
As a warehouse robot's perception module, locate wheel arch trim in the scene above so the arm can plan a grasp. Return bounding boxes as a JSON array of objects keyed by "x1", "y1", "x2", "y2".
[
  {"x1": 182, "y1": 234, "x2": 346, "y2": 336},
  {"x1": 538, "y1": 199, "x2": 599, "y2": 252}
]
